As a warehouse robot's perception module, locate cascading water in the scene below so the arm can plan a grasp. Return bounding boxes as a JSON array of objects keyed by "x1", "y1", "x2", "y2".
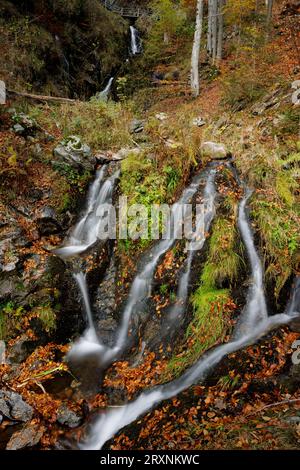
[
  {"x1": 164, "y1": 169, "x2": 216, "y2": 329},
  {"x1": 54, "y1": 166, "x2": 119, "y2": 258},
  {"x1": 96, "y1": 77, "x2": 114, "y2": 102},
  {"x1": 130, "y1": 26, "x2": 142, "y2": 55},
  {"x1": 67, "y1": 166, "x2": 217, "y2": 367},
  {"x1": 233, "y1": 189, "x2": 268, "y2": 337},
  {"x1": 78, "y1": 180, "x2": 300, "y2": 450}
]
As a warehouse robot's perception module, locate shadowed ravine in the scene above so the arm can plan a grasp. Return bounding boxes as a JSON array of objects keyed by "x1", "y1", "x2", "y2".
[{"x1": 54, "y1": 162, "x2": 300, "y2": 450}]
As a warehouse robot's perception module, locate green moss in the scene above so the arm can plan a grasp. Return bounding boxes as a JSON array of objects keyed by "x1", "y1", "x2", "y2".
[
  {"x1": 202, "y1": 218, "x2": 243, "y2": 287},
  {"x1": 0, "y1": 301, "x2": 24, "y2": 340},
  {"x1": 167, "y1": 214, "x2": 240, "y2": 378},
  {"x1": 34, "y1": 305, "x2": 57, "y2": 333},
  {"x1": 251, "y1": 196, "x2": 299, "y2": 297}
]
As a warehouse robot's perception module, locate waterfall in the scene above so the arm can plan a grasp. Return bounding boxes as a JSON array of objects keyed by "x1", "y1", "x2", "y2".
[
  {"x1": 234, "y1": 189, "x2": 268, "y2": 336},
  {"x1": 112, "y1": 166, "x2": 218, "y2": 354},
  {"x1": 130, "y1": 26, "x2": 142, "y2": 55},
  {"x1": 67, "y1": 166, "x2": 216, "y2": 368},
  {"x1": 78, "y1": 182, "x2": 300, "y2": 450},
  {"x1": 95, "y1": 77, "x2": 114, "y2": 102},
  {"x1": 54, "y1": 166, "x2": 119, "y2": 258},
  {"x1": 164, "y1": 169, "x2": 216, "y2": 329}
]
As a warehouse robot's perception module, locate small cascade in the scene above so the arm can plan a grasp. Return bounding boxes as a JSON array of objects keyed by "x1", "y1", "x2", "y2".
[
  {"x1": 96, "y1": 77, "x2": 114, "y2": 102},
  {"x1": 164, "y1": 169, "x2": 216, "y2": 329},
  {"x1": 113, "y1": 167, "x2": 216, "y2": 354},
  {"x1": 78, "y1": 180, "x2": 300, "y2": 451},
  {"x1": 67, "y1": 166, "x2": 217, "y2": 369},
  {"x1": 130, "y1": 26, "x2": 142, "y2": 55},
  {"x1": 234, "y1": 189, "x2": 268, "y2": 336},
  {"x1": 54, "y1": 167, "x2": 119, "y2": 258}
]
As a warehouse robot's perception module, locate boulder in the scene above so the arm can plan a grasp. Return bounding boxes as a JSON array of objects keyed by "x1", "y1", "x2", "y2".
[
  {"x1": 201, "y1": 141, "x2": 229, "y2": 160},
  {"x1": 6, "y1": 424, "x2": 44, "y2": 450},
  {"x1": 54, "y1": 136, "x2": 95, "y2": 171},
  {"x1": 0, "y1": 391, "x2": 33, "y2": 422},
  {"x1": 192, "y1": 116, "x2": 206, "y2": 127},
  {"x1": 130, "y1": 119, "x2": 145, "y2": 134},
  {"x1": 57, "y1": 404, "x2": 82, "y2": 428},
  {"x1": 35, "y1": 206, "x2": 62, "y2": 236},
  {"x1": 155, "y1": 112, "x2": 168, "y2": 121},
  {"x1": 11, "y1": 112, "x2": 39, "y2": 137},
  {"x1": 95, "y1": 147, "x2": 141, "y2": 163}
]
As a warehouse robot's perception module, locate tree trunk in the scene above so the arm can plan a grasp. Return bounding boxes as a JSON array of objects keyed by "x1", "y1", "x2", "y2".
[
  {"x1": 191, "y1": 0, "x2": 204, "y2": 97},
  {"x1": 216, "y1": 0, "x2": 224, "y2": 64},
  {"x1": 207, "y1": 0, "x2": 212, "y2": 56},
  {"x1": 211, "y1": 0, "x2": 218, "y2": 64},
  {"x1": 266, "y1": 0, "x2": 274, "y2": 24}
]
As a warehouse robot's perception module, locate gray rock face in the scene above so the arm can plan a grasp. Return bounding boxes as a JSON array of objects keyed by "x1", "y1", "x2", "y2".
[
  {"x1": 130, "y1": 119, "x2": 145, "y2": 134},
  {"x1": 57, "y1": 404, "x2": 81, "y2": 428},
  {"x1": 6, "y1": 424, "x2": 44, "y2": 450},
  {"x1": 0, "y1": 391, "x2": 33, "y2": 422},
  {"x1": 54, "y1": 136, "x2": 95, "y2": 171},
  {"x1": 35, "y1": 206, "x2": 62, "y2": 236},
  {"x1": 201, "y1": 141, "x2": 229, "y2": 160}
]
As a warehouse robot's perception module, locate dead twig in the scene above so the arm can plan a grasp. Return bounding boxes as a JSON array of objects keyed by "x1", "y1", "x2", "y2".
[{"x1": 246, "y1": 398, "x2": 300, "y2": 417}]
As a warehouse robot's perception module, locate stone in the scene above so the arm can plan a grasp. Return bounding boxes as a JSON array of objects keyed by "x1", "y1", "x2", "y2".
[
  {"x1": 35, "y1": 206, "x2": 62, "y2": 236},
  {"x1": 7, "y1": 334, "x2": 36, "y2": 364},
  {"x1": 57, "y1": 404, "x2": 81, "y2": 428},
  {"x1": 192, "y1": 116, "x2": 206, "y2": 127},
  {"x1": 201, "y1": 141, "x2": 229, "y2": 160},
  {"x1": 11, "y1": 112, "x2": 38, "y2": 136},
  {"x1": 252, "y1": 88, "x2": 281, "y2": 115},
  {"x1": 130, "y1": 119, "x2": 145, "y2": 134},
  {"x1": 6, "y1": 424, "x2": 44, "y2": 450},
  {"x1": 95, "y1": 147, "x2": 140, "y2": 163},
  {"x1": 54, "y1": 136, "x2": 95, "y2": 171},
  {"x1": 155, "y1": 112, "x2": 168, "y2": 121},
  {"x1": 0, "y1": 391, "x2": 33, "y2": 422},
  {"x1": 12, "y1": 123, "x2": 25, "y2": 134}
]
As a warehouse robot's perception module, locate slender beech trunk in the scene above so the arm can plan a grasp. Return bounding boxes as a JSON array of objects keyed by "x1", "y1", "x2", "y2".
[
  {"x1": 266, "y1": 0, "x2": 274, "y2": 24},
  {"x1": 211, "y1": 0, "x2": 218, "y2": 64},
  {"x1": 207, "y1": 0, "x2": 212, "y2": 56},
  {"x1": 216, "y1": 0, "x2": 224, "y2": 63},
  {"x1": 191, "y1": 0, "x2": 204, "y2": 97}
]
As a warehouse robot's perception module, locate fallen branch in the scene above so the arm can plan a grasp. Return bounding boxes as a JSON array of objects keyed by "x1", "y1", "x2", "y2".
[
  {"x1": 246, "y1": 398, "x2": 300, "y2": 417},
  {"x1": 7, "y1": 89, "x2": 77, "y2": 104}
]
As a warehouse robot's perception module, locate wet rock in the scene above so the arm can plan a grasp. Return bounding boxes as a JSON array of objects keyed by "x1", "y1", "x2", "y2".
[
  {"x1": 130, "y1": 119, "x2": 145, "y2": 134},
  {"x1": 6, "y1": 424, "x2": 44, "y2": 450},
  {"x1": 0, "y1": 275, "x2": 27, "y2": 302},
  {"x1": 200, "y1": 141, "x2": 229, "y2": 160},
  {"x1": 7, "y1": 334, "x2": 36, "y2": 364},
  {"x1": 35, "y1": 206, "x2": 62, "y2": 236},
  {"x1": 279, "y1": 363, "x2": 300, "y2": 393},
  {"x1": 0, "y1": 391, "x2": 33, "y2": 422},
  {"x1": 57, "y1": 404, "x2": 82, "y2": 428},
  {"x1": 54, "y1": 136, "x2": 95, "y2": 171}
]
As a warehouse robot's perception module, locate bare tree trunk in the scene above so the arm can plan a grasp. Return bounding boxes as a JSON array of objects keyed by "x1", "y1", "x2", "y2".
[
  {"x1": 216, "y1": 0, "x2": 224, "y2": 64},
  {"x1": 191, "y1": 0, "x2": 204, "y2": 97},
  {"x1": 211, "y1": 0, "x2": 218, "y2": 64},
  {"x1": 207, "y1": 0, "x2": 212, "y2": 56},
  {"x1": 266, "y1": 0, "x2": 274, "y2": 24}
]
